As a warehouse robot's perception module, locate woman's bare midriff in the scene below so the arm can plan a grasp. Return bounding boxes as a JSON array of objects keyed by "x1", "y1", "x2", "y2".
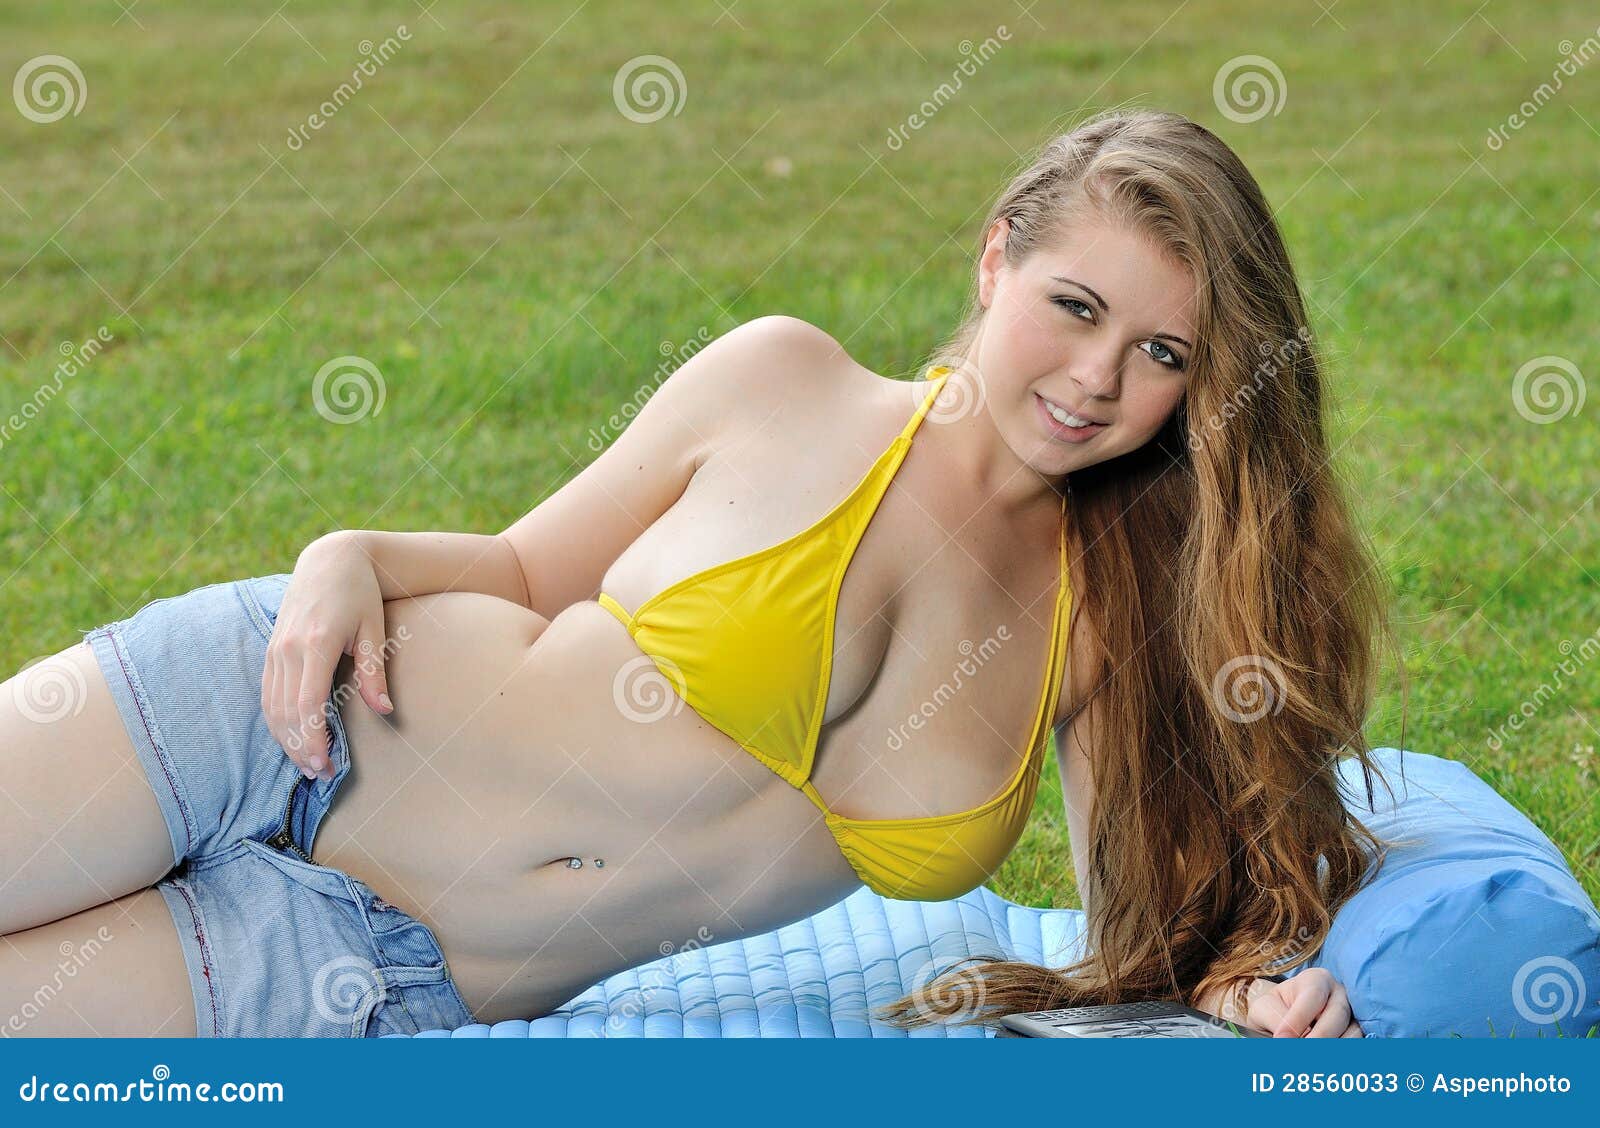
[{"x1": 309, "y1": 591, "x2": 863, "y2": 1027}]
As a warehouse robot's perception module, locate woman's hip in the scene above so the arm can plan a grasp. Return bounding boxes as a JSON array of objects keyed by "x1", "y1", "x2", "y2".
[
  {"x1": 80, "y1": 572, "x2": 476, "y2": 1035},
  {"x1": 80, "y1": 573, "x2": 335, "y2": 865}
]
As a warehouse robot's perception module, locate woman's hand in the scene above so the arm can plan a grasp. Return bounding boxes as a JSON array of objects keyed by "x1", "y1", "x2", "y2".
[
  {"x1": 262, "y1": 533, "x2": 394, "y2": 780},
  {"x1": 1231, "y1": 969, "x2": 1364, "y2": 1037}
]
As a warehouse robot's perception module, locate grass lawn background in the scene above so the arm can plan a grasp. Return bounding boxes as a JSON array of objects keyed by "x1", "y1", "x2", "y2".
[{"x1": 1, "y1": 1, "x2": 1596, "y2": 911}]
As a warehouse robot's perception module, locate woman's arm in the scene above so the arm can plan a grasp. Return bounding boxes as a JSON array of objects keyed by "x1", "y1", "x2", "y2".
[
  {"x1": 310, "y1": 528, "x2": 533, "y2": 607},
  {"x1": 304, "y1": 316, "x2": 841, "y2": 616},
  {"x1": 263, "y1": 317, "x2": 841, "y2": 779}
]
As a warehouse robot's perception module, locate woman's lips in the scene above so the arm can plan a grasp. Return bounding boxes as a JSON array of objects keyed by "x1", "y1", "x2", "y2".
[{"x1": 1035, "y1": 393, "x2": 1108, "y2": 442}]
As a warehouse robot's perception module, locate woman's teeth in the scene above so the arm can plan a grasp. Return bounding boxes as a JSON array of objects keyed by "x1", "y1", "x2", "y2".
[{"x1": 1046, "y1": 402, "x2": 1096, "y2": 427}]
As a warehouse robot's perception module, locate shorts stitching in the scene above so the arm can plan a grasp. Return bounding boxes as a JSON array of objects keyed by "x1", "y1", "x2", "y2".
[
  {"x1": 352, "y1": 986, "x2": 386, "y2": 1038},
  {"x1": 185, "y1": 837, "x2": 252, "y2": 872},
  {"x1": 234, "y1": 576, "x2": 285, "y2": 644},
  {"x1": 103, "y1": 626, "x2": 195, "y2": 858},
  {"x1": 387, "y1": 981, "x2": 419, "y2": 1034},
  {"x1": 442, "y1": 973, "x2": 474, "y2": 1024},
  {"x1": 233, "y1": 582, "x2": 273, "y2": 643},
  {"x1": 167, "y1": 879, "x2": 221, "y2": 1036}
]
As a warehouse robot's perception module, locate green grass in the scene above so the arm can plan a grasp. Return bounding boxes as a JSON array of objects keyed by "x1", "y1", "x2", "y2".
[{"x1": 1, "y1": 0, "x2": 1596, "y2": 925}]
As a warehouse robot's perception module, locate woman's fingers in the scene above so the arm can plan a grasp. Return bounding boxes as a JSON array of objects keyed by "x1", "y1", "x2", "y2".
[
  {"x1": 296, "y1": 642, "x2": 339, "y2": 780},
  {"x1": 1274, "y1": 972, "x2": 1332, "y2": 1037},
  {"x1": 1243, "y1": 989, "x2": 1287, "y2": 1035},
  {"x1": 352, "y1": 618, "x2": 393, "y2": 717},
  {"x1": 1306, "y1": 982, "x2": 1353, "y2": 1037},
  {"x1": 260, "y1": 648, "x2": 280, "y2": 752},
  {"x1": 275, "y1": 645, "x2": 303, "y2": 772}
]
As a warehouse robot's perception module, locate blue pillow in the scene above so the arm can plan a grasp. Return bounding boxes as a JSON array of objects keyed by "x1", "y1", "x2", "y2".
[{"x1": 1283, "y1": 747, "x2": 1600, "y2": 1038}]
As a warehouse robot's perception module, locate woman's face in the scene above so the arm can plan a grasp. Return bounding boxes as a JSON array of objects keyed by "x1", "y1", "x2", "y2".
[{"x1": 971, "y1": 212, "x2": 1199, "y2": 477}]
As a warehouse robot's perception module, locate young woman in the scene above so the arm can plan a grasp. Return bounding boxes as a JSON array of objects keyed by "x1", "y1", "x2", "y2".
[{"x1": 1, "y1": 108, "x2": 1390, "y2": 1038}]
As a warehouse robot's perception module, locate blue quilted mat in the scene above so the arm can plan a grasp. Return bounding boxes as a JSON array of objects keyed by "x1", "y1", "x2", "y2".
[{"x1": 398, "y1": 885, "x2": 1087, "y2": 1038}]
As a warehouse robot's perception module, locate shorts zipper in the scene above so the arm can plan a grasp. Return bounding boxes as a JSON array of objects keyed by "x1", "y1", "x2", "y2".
[{"x1": 268, "y1": 775, "x2": 315, "y2": 863}]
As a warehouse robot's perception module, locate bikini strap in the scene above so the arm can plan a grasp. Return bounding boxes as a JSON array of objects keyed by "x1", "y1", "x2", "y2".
[
  {"x1": 797, "y1": 778, "x2": 834, "y2": 818},
  {"x1": 1040, "y1": 485, "x2": 1073, "y2": 738},
  {"x1": 898, "y1": 365, "x2": 952, "y2": 443}
]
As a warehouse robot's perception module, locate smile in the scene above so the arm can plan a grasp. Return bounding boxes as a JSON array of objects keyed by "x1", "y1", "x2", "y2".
[{"x1": 1035, "y1": 393, "x2": 1109, "y2": 442}]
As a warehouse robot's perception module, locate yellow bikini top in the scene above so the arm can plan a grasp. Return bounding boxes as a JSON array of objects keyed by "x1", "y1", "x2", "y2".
[{"x1": 597, "y1": 365, "x2": 1072, "y2": 901}]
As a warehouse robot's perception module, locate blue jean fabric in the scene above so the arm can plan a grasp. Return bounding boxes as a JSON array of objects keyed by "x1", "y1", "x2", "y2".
[{"x1": 81, "y1": 573, "x2": 476, "y2": 1037}]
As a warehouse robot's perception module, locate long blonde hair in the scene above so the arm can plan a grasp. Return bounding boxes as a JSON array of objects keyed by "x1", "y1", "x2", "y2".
[{"x1": 880, "y1": 107, "x2": 1409, "y2": 1029}]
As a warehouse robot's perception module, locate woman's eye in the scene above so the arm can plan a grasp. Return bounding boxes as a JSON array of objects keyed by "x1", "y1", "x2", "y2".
[
  {"x1": 1143, "y1": 340, "x2": 1186, "y2": 370},
  {"x1": 1051, "y1": 297, "x2": 1187, "y2": 371}
]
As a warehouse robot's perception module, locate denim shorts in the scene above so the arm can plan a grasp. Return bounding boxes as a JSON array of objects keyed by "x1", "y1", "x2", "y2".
[{"x1": 80, "y1": 573, "x2": 476, "y2": 1038}]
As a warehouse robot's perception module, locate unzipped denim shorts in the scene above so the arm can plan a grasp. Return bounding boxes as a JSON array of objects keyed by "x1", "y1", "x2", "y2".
[{"x1": 80, "y1": 572, "x2": 476, "y2": 1037}]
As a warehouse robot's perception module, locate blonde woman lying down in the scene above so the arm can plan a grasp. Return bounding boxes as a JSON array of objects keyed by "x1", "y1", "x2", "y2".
[{"x1": 2, "y1": 108, "x2": 1381, "y2": 1037}]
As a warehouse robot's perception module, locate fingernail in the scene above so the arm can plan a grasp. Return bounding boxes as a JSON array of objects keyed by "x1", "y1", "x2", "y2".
[
  {"x1": 301, "y1": 764, "x2": 316, "y2": 779},
  {"x1": 307, "y1": 755, "x2": 322, "y2": 772},
  {"x1": 379, "y1": 692, "x2": 393, "y2": 711}
]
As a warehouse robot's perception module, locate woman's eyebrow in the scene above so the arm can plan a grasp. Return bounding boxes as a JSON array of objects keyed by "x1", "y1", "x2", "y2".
[
  {"x1": 1051, "y1": 275, "x2": 1109, "y2": 312},
  {"x1": 1051, "y1": 275, "x2": 1193, "y2": 349}
]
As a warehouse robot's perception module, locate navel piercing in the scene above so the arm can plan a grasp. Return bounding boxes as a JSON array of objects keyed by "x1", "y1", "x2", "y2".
[{"x1": 566, "y1": 857, "x2": 607, "y2": 869}]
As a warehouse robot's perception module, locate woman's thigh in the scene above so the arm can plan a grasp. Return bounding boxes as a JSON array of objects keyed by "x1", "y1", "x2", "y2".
[
  {"x1": 0, "y1": 886, "x2": 195, "y2": 1036},
  {"x1": 0, "y1": 640, "x2": 175, "y2": 936}
]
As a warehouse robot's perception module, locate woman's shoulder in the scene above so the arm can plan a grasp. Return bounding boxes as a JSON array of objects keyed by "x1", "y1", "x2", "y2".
[{"x1": 687, "y1": 315, "x2": 893, "y2": 431}]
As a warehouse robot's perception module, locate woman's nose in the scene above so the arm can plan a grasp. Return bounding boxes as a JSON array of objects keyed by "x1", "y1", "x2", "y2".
[{"x1": 1068, "y1": 347, "x2": 1124, "y2": 400}]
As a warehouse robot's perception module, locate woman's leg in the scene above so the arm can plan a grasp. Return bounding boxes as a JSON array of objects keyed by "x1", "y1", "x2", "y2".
[
  {"x1": 0, "y1": 639, "x2": 176, "y2": 936},
  {"x1": 0, "y1": 886, "x2": 195, "y2": 1036}
]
